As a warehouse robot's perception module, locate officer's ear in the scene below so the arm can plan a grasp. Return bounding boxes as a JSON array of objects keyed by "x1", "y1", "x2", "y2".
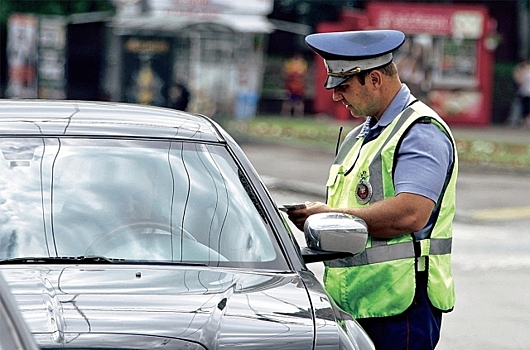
[{"x1": 369, "y1": 70, "x2": 383, "y2": 88}]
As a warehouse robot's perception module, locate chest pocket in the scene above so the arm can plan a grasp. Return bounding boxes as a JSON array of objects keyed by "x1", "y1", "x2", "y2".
[{"x1": 326, "y1": 164, "x2": 344, "y2": 207}]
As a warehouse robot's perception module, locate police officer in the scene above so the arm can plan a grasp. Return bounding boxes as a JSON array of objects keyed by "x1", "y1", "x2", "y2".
[{"x1": 287, "y1": 30, "x2": 458, "y2": 349}]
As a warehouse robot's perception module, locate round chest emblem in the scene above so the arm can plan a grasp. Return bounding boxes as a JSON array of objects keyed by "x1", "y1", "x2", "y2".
[{"x1": 355, "y1": 180, "x2": 373, "y2": 204}]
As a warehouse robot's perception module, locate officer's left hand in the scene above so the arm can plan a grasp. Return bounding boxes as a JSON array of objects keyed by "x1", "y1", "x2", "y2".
[{"x1": 287, "y1": 201, "x2": 330, "y2": 231}]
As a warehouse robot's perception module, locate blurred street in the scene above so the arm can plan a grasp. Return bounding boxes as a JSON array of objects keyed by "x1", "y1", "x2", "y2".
[{"x1": 239, "y1": 125, "x2": 530, "y2": 350}]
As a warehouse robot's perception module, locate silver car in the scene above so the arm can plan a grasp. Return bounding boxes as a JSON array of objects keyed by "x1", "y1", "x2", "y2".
[
  {"x1": 0, "y1": 271, "x2": 39, "y2": 350},
  {"x1": 0, "y1": 99, "x2": 373, "y2": 349}
]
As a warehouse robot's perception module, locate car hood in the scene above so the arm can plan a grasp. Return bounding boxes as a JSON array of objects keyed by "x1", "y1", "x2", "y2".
[{"x1": 1, "y1": 265, "x2": 332, "y2": 349}]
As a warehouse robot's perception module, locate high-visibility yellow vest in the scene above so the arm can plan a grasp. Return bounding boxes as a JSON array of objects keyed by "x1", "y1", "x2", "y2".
[{"x1": 324, "y1": 101, "x2": 458, "y2": 319}]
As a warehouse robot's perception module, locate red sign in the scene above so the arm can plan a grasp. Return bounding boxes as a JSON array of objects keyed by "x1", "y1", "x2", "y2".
[{"x1": 367, "y1": 2, "x2": 487, "y2": 38}]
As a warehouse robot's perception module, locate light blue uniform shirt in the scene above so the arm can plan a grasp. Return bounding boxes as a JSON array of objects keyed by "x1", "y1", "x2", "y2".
[{"x1": 365, "y1": 84, "x2": 454, "y2": 238}]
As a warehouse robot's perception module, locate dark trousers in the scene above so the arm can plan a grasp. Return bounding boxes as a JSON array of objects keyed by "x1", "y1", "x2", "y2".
[{"x1": 357, "y1": 272, "x2": 443, "y2": 350}]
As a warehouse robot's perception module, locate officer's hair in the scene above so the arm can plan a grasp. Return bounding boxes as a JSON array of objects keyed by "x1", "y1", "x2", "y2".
[{"x1": 357, "y1": 62, "x2": 397, "y2": 85}]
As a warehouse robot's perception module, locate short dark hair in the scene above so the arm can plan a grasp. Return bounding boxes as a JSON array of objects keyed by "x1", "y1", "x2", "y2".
[{"x1": 356, "y1": 62, "x2": 397, "y2": 85}]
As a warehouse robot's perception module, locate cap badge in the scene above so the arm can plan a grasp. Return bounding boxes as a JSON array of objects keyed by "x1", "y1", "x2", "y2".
[{"x1": 327, "y1": 66, "x2": 362, "y2": 78}]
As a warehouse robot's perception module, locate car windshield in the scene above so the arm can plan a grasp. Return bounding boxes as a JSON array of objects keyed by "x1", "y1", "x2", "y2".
[{"x1": 0, "y1": 137, "x2": 285, "y2": 269}]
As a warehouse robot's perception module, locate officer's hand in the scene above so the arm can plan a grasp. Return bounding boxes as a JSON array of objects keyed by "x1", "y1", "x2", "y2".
[{"x1": 287, "y1": 201, "x2": 329, "y2": 231}]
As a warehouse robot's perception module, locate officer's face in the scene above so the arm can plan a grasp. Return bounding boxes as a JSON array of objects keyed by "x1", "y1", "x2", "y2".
[{"x1": 332, "y1": 75, "x2": 377, "y2": 118}]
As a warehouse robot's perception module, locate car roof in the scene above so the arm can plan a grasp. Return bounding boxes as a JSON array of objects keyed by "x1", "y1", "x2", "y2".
[{"x1": 0, "y1": 99, "x2": 223, "y2": 142}]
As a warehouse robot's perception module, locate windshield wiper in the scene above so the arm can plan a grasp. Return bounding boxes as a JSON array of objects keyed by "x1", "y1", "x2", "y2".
[
  {"x1": 0, "y1": 256, "x2": 124, "y2": 264},
  {"x1": 0, "y1": 256, "x2": 209, "y2": 266}
]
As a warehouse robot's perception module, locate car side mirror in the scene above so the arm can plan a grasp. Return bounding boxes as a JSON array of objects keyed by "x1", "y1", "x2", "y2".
[{"x1": 300, "y1": 212, "x2": 368, "y2": 264}]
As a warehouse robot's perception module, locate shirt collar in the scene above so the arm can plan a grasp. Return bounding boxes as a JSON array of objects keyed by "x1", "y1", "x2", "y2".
[
  {"x1": 357, "y1": 116, "x2": 375, "y2": 139},
  {"x1": 377, "y1": 84, "x2": 415, "y2": 128},
  {"x1": 357, "y1": 84, "x2": 415, "y2": 139}
]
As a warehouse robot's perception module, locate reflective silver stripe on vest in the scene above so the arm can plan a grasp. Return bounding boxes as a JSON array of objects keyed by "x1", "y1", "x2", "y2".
[
  {"x1": 367, "y1": 108, "x2": 415, "y2": 203},
  {"x1": 334, "y1": 124, "x2": 364, "y2": 165},
  {"x1": 326, "y1": 237, "x2": 452, "y2": 267},
  {"x1": 429, "y1": 237, "x2": 452, "y2": 255}
]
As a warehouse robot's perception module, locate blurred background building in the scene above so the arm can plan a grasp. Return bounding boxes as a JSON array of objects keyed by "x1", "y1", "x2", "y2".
[{"x1": 0, "y1": 0, "x2": 528, "y2": 125}]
